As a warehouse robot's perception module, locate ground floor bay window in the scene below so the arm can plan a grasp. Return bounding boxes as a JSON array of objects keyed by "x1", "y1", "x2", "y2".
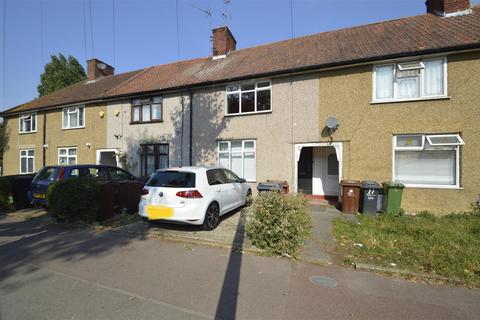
[
  {"x1": 138, "y1": 144, "x2": 169, "y2": 177},
  {"x1": 218, "y1": 140, "x2": 256, "y2": 182},
  {"x1": 393, "y1": 134, "x2": 464, "y2": 188}
]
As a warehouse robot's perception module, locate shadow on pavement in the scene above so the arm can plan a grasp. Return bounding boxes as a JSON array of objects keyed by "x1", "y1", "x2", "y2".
[
  {"x1": 0, "y1": 214, "x2": 147, "y2": 293},
  {"x1": 214, "y1": 209, "x2": 246, "y2": 320}
]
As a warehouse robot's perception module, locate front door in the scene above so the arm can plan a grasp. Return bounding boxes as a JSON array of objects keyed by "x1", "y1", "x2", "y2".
[
  {"x1": 323, "y1": 148, "x2": 339, "y2": 196},
  {"x1": 297, "y1": 147, "x2": 313, "y2": 195}
]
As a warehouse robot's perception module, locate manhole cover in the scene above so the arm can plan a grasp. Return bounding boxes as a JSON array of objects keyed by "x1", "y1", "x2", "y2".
[{"x1": 309, "y1": 276, "x2": 338, "y2": 288}]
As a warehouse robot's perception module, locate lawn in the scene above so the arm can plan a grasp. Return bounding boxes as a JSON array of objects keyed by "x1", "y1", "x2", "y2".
[{"x1": 333, "y1": 209, "x2": 480, "y2": 286}]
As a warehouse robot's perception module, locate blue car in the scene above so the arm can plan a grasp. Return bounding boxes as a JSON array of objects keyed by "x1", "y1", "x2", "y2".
[{"x1": 28, "y1": 165, "x2": 143, "y2": 206}]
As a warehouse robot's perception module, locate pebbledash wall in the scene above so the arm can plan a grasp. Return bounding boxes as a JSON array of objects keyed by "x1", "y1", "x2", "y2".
[
  {"x1": 2, "y1": 103, "x2": 108, "y2": 175},
  {"x1": 317, "y1": 51, "x2": 480, "y2": 214},
  {"x1": 106, "y1": 94, "x2": 191, "y2": 177}
]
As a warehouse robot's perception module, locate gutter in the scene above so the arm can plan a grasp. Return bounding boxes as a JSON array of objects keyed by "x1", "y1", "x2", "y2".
[{"x1": 1, "y1": 44, "x2": 480, "y2": 117}]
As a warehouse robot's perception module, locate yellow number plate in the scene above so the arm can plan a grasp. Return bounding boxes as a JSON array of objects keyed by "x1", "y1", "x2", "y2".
[
  {"x1": 34, "y1": 193, "x2": 46, "y2": 199},
  {"x1": 146, "y1": 205, "x2": 174, "y2": 220}
]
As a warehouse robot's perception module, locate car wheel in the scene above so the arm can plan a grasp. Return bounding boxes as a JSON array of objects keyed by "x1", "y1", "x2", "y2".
[
  {"x1": 203, "y1": 202, "x2": 220, "y2": 231},
  {"x1": 245, "y1": 189, "x2": 252, "y2": 207}
]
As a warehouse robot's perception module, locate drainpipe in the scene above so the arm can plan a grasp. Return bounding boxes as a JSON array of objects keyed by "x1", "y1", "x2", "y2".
[
  {"x1": 42, "y1": 112, "x2": 46, "y2": 166},
  {"x1": 188, "y1": 90, "x2": 193, "y2": 166}
]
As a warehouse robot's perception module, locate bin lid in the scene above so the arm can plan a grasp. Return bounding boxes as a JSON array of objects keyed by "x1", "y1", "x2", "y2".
[
  {"x1": 340, "y1": 180, "x2": 362, "y2": 187},
  {"x1": 361, "y1": 181, "x2": 382, "y2": 189},
  {"x1": 382, "y1": 181, "x2": 405, "y2": 189},
  {"x1": 257, "y1": 182, "x2": 282, "y2": 190}
]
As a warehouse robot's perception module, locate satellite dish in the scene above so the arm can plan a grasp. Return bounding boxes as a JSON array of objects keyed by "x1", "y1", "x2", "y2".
[
  {"x1": 97, "y1": 63, "x2": 107, "y2": 70},
  {"x1": 325, "y1": 117, "x2": 340, "y2": 130}
]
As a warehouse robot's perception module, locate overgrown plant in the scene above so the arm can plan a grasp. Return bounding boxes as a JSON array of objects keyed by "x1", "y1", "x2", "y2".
[
  {"x1": 47, "y1": 177, "x2": 99, "y2": 223},
  {"x1": 117, "y1": 151, "x2": 137, "y2": 173},
  {"x1": 246, "y1": 192, "x2": 313, "y2": 257}
]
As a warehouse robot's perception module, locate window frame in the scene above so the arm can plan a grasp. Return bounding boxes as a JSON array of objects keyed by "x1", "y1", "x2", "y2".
[
  {"x1": 58, "y1": 147, "x2": 78, "y2": 165},
  {"x1": 130, "y1": 96, "x2": 163, "y2": 124},
  {"x1": 372, "y1": 57, "x2": 448, "y2": 103},
  {"x1": 225, "y1": 81, "x2": 272, "y2": 116},
  {"x1": 62, "y1": 105, "x2": 85, "y2": 129},
  {"x1": 19, "y1": 113, "x2": 37, "y2": 134},
  {"x1": 138, "y1": 143, "x2": 169, "y2": 177},
  {"x1": 19, "y1": 149, "x2": 35, "y2": 174},
  {"x1": 217, "y1": 139, "x2": 256, "y2": 182},
  {"x1": 392, "y1": 134, "x2": 462, "y2": 189}
]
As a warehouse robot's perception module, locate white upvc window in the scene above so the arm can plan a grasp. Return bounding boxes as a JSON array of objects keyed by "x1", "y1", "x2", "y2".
[
  {"x1": 19, "y1": 113, "x2": 37, "y2": 133},
  {"x1": 58, "y1": 147, "x2": 78, "y2": 165},
  {"x1": 373, "y1": 58, "x2": 447, "y2": 102},
  {"x1": 19, "y1": 149, "x2": 35, "y2": 174},
  {"x1": 226, "y1": 81, "x2": 271, "y2": 115},
  {"x1": 218, "y1": 140, "x2": 256, "y2": 182},
  {"x1": 393, "y1": 134, "x2": 464, "y2": 188},
  {"x1": 62, "y1": 105, "x2": 85, "y2": 129}
]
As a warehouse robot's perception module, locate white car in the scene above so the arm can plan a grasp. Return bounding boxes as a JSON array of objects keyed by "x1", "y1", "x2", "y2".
[{"x1": 138, "y1": 167, "x2": 252, "y2": 230}]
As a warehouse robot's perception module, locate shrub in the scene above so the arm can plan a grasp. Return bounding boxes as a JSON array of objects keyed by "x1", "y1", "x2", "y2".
[
  {"x1": 0, "y1": 176, "x2": 13, "y2": 210},
  {"x1": 246, "y1": 192, "x2": 313, "y2": 257},
  {"x1": 47, "y1": 177, "x2": 99, "y2": 223}
]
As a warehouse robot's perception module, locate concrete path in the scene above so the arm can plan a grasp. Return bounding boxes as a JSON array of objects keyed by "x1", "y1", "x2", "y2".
[{"x1": 1, "y1": 212, "x2": 479, "y2": 320}]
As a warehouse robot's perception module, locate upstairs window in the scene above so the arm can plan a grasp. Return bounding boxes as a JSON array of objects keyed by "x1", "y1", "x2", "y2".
[
  {"x1": 62, "y1": 106, "x2": 85, "y2": 129},
  {"x1": 19, "y1": 113, "x2": 37, "y2": 133},
  {"x1": 226, "y1": 81, "x2": 271, "y2": 115},
  {"x1": 131, "y1": 96, "x2": 163, "y2": 123},
  {"x1": 393, "y1": 134, "x2": 463, "y2": 188},
  {"x1": 374, "y1": 58, "x2": 446, "y2": 102}
]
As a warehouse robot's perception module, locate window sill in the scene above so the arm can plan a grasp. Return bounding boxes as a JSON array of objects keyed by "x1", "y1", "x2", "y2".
[
  {"x1": 225, "y1": 110, "x2": 272, "y2": 117},
  {"x1": 402, "y1": 184, "x2": 463, "y2": 190},
  {"x1": 371, "y1": 96, "x2": 451, "y2": 105},
  {"x1": 62, "y1": 126, "x2": 85, "y2": 130},
  {"x1": 19, "y1": 131, "x2": 37, "y2": 135},
  {"x1": 130, "y1": 120, "x2": 163, "y2": 125}
]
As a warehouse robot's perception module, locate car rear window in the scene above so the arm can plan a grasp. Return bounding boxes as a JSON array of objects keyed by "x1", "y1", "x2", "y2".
[
  {"x1": 33, "y1": 167, "x2": 59, "y2": 182},
  {"x1": 147, "y1": 171, "x2": 196, "y2": 188}
]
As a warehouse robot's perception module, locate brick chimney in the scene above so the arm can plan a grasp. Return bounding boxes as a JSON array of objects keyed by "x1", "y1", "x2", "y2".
[
  {"x1": 87, "y1": 58, "x2": 114, "y2": 81},
  {"x1": 426, "y1": 0, "x2": 471, "y2": 16},
  {"x1": 211, "y1": 26, "x2": 236, "y2": 57}
]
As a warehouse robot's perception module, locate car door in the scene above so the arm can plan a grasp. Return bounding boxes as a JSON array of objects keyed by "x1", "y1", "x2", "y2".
[
  {"x1": 207, "y1": 169, "x2": 235, "y2": 213},
  {"x1": 222, "y1": 169, "x2": 243, "y2": 208}
]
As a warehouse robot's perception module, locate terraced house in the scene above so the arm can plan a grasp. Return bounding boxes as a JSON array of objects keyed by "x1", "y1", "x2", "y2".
[{"x1": 1, "y1": 0, "x2": 479, "y2": 213}]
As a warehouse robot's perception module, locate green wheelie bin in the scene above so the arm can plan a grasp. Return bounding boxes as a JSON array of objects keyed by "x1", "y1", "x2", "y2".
[{"x1": 382, "y1": 182, "x2": 405, "y2": 215}]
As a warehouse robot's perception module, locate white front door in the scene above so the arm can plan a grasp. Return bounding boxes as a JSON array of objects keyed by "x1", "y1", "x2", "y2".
[{"x1": 312, "y1": 147, "x2": 339, "y2": 196}]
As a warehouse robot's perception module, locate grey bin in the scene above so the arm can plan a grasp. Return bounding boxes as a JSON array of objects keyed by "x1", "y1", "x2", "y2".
[
  {"x1": 257, "y1": 181, "x2": 285, "y2": 193},
  {"x1": 360, "y1": 181, "x2": 382, "y2": 215}
]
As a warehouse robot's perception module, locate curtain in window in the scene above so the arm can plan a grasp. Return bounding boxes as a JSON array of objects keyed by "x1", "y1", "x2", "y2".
[
  {"x1": 395, "y1": 149, "x2": 456, "y2": 185},
  {"x1": 375, "y1": 66, "x2": 394, "y2": 99},
  {"x1": 424, "y1": 60, "x2": 443, "y2": 96},
  {"x1": 397, "y1": 77, "x2": 419, "y2": 99}
]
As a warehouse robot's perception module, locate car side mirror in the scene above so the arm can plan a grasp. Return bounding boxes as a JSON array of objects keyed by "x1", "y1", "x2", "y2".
[{"x1": 238, "y1": 178, "x2": 247, "y2": 183}]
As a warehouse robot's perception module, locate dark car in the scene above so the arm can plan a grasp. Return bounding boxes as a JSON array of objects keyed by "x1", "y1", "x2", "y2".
[{"x1": 28, "y1": 165, "x2": 145, "y2": 206}]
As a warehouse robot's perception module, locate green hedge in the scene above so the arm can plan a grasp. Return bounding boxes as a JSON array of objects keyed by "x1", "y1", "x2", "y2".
[
  {"x1": 0, "y1": 176, "x2": 13, "y2": 211},
  {"x1": 47, "y1": 177, "x2": 99, "y2": 223},
  {"x1": 246, "y1": 192, "x2": 313, "y2": 257}
]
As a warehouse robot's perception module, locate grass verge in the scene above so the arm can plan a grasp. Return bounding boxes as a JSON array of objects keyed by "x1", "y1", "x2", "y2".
[{"x1": 333, "y1": 209, "x2": 480, "y2": 287}]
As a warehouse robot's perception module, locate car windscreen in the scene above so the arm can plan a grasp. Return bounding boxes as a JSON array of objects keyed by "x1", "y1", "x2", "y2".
[
  {"x1": 146, "y1": 171, "x2": 196, "y2": 188},
  {"x1": 33, "y1": 167, "x2": 60, "y2": 182}
]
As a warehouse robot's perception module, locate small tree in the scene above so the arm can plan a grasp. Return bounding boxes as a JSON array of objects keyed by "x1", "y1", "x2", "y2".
[{"x1": 37, "y1": 54, "x2": 86, "y2": 96}]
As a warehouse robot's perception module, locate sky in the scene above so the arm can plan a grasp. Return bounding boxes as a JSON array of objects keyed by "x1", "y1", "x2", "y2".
[{"x1": 1, "y1": 0, "x2": 479, "y2": 111}]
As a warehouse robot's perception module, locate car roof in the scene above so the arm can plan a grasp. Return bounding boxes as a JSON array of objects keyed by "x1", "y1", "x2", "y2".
[{"x1": 155, "y1": 166, "x2": 225, "y2": 173}]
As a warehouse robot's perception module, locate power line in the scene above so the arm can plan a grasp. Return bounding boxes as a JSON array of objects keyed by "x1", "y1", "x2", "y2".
[
  {"x1": 2, "y1": 0, "x2": 6, "y2": 110},
  {"x1": 40, "y1": 0, "x2": 44, "y2": 67},
  {"x1": 112, "y1": 0, "x2": 116, "y2": 66},
  {"x1": 88, "y1": 0, "x2": 95, "y2": 58},
  {"x1": 175, "y1": 0, "x2": 180, "y2": 60},
  {"x1": 82, "y1": 0, "x2": 88, "y2": 61}
]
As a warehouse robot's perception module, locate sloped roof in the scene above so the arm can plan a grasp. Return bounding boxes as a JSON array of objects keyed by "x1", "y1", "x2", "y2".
[
  {"x1": 1, "y1": 69, "x2": 146, "y2": 115},
  {"x1": 2, "y1": 6, "x2": 480, "y2": 116}
]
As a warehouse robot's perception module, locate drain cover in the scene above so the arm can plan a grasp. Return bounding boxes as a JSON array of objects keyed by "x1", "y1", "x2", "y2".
[{"x1": 309, "y1": 276, "x2": 338, "y2": 288}]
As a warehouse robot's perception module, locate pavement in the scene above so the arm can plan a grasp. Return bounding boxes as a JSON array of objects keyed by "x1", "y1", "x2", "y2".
[{"x1": 1, "y1": 209, "x2": 480, "y2": 320}]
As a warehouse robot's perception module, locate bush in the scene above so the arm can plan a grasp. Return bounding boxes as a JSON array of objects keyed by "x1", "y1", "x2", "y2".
[
  {"x1": 48, "y1": 177, "x2": 99, "y2": 223},
  {"x1": 0, "y1": 176, "x2": 13, "y2": 211},
  {"x1": 246, "y1": 192, "x2": 313, "y2": 257}
]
